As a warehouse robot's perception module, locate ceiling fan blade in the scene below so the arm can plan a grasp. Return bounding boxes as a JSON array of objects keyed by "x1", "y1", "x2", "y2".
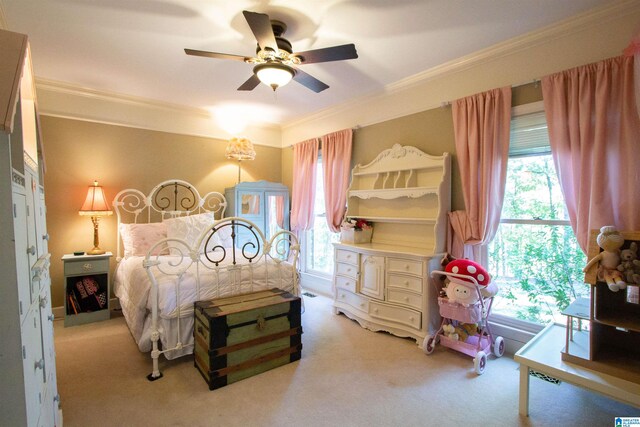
[
  {"x1": 292, "y1": 44, "x2": 358, "y2": 64},
  {"x1": 238, "y1": 74, "x2": 261, "y2": 91},
  {"x1": 184, "y1": 48, "x2": 250, "y2": 62},
  {"x1": 292, "y1": 68, "x2": 329, "y2": 93},
  {"x1": 242, "y1": 10, "x2": 278, "y2": 53}
]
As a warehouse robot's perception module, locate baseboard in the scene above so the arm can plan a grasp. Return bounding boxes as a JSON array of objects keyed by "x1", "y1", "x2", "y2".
[
  {"x1": 299, "y1": 272, "x2": 333, "y2": 298},
  {"x1": 488, "y1": 319, "x2": 540, "y2": 355}
]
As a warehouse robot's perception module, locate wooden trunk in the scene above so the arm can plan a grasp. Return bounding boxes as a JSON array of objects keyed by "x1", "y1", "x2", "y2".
[{"x1": 194, "y1": 288, "x2": 302, "y2": 390}]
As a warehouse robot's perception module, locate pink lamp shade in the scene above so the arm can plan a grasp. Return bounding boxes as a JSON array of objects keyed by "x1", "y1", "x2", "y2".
[{"x1": 79, "y1": 181, "x2": 113, "y2": 217}]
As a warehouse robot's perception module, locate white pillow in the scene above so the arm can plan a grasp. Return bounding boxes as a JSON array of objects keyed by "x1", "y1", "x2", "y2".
[
  {"x1": 119, "y1": 222, "x2": 169, "y2": 257},
  {"x1": 210, "y1": 223, "x2": 234, "y2": 248},
  {"x1": 163, "y1": 212, "x2": 215, "y2": 254}
]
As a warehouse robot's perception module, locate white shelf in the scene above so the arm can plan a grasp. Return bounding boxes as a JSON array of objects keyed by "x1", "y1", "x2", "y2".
[
  {"x1": 345, "y1": 215, "x2": 436, "y2": 224},
  {"x1": 352, "y1": 164, "x2": 444, "y2": 176},
  {"x1": 349, "y1": 187, "x2": 438, "y2": 199}
]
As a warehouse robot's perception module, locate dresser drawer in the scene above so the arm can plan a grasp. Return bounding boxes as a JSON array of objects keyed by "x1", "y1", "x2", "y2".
[
  {"x1": 387, "y1": 288, "x2": 422, "y2": 311},
  {"x1": 387, "y1": 258, "x2": 423, "y2": 276},
  {"x1": 387, "y1": 273, "x2": 423, "y2": 294},
  {"x1": 335, "y1": 289, "x2": 369, "y2": 313},
  {"x1": 369, "y1": 301, "x2": 421, "y2": 330},
  {"x1": 336, "y1": 249, "x2": 358, "y2": 265},
  {"x1": 336, "y1": 262, "x2": 358, "y2": 280},
  {"x1": 334, "y1": 275, "x2": 357, "y2": 293},
  {"x1": 64, "y1": 258, "x2": 109, "y2": 276}
]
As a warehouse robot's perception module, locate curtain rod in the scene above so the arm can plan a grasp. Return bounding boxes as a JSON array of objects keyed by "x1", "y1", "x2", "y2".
[
  {"x1": 290, "y1": 126, "x2": 360, "y2": 148},
  {"x1": 440, "y1": 79, "x2": 542, "y2": 108}
]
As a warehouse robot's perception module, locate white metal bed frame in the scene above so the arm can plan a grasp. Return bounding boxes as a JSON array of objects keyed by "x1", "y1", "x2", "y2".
[{"x1": 112, "y1": 180, "x2": 300, "y2": 381}]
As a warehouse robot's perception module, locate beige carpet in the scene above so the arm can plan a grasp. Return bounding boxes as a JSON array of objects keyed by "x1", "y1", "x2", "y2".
[{"x1": 54, "y1": 293, "x2": 637, "y2": 426}]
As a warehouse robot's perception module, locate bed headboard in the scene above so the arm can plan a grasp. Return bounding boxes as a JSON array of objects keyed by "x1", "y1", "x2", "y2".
[{"x1": 112, "y1": 179, "x2": 227, "y2": 260}]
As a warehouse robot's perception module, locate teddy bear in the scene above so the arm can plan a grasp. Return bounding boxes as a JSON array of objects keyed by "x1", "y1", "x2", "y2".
[
  {"x1": 617, "y1": 242, "x2": 640, "y2": 284},
  {"x1": 442, "y1": 323, "x2": 478, "y2": 342},
  {"x1": 583, "y1": 226, "x2": 627, "y2": 292},
  {"x1": 442, "y1": 324, "x2": 459, "y2": 341}
]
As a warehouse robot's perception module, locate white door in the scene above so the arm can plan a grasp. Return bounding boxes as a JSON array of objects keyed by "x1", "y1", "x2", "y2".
[
  {"x1": 360, "y1": 255, "x2": 385, "y2": 300},
  {"x1": 13, "y1": 192, "x2": 31, "y2": 324}
]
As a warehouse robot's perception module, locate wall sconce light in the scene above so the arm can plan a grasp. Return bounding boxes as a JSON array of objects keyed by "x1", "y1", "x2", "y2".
[
  {"x1": 78, "y1": 180, "x2": 112, "y2": 255},
  {"x1": 226, "y1": 137, "x2": 256, "y2": 183}
]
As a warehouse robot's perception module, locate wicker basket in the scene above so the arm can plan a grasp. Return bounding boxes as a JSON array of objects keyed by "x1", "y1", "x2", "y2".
[{"x1": 340, "y1": 228, "x2": 372, "y2": 244}]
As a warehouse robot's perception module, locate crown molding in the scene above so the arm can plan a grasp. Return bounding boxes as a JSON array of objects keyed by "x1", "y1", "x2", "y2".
[
  {"x1": 281, "y1": 0, "x2": 639, "y2": 145},
  {"x1": 37, "y1": 78, "x2": 210, "y2": 116},
  {"x1": 36, "y1": 78, "x2": 283, "y2": 148}
]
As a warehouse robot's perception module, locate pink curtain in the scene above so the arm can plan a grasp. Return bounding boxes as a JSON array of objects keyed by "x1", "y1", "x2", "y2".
[
  {"x1": 542, "y1": 55, "x2": 640, "y2": 253},
  {"x1": 290, "y1": 138, "x2": 319, "y2": 232},
  {"x1": 321, "y1": 129, "x2": 353, "y2": 233},
  {"x1": 624, "y1": 32, "x2": 640, "y2": 120},
  {"x1": 448, "y1": 87, "x2": 512, "y2": 260}
]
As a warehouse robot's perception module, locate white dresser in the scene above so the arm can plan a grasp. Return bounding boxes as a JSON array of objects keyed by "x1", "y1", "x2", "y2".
[
  {"x1": 333, "y1": 144, "x2": 451, "y2": 344},
  {"x1": 0, "y1": 29, "x2": 61, "y2": 426}
]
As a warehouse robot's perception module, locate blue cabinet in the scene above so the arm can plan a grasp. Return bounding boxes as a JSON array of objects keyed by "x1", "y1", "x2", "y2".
[{"x1": 225, "y1": 180, "x2": 290, "y2": 243}]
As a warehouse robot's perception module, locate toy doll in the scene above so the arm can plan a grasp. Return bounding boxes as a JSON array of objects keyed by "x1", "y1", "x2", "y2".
[{"x1": 583, "y1": 226, "x2": 627, "y2": 292}]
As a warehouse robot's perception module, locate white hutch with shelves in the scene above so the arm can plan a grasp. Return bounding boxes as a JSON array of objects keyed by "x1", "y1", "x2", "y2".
[{"x1": 333, "y1": 144, "x2": 451, "y2": 344}]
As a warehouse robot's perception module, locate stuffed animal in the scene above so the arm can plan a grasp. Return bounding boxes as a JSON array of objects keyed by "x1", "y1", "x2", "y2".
[
  {"x1": 617, "y1": 242, "x2": 640, "y2": 284},
  {"x1": 442, "y1": 324, "x2": 459, "y2": 341},
  {"x1": 442, "y1": 323, "x2": 478, "y2": 342},
  {"x1": 443, "y1": 259, "x2": 497, "y2": 305},
  {"x1": 445, "y1": 281, "x2": 479, "y2": 306},
  {"x1": 583, "y1": 226, "x2": 627, "y2": 292}
]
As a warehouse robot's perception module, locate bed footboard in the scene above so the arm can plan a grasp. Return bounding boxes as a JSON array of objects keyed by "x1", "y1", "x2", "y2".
[{"x1": 143, "y1": 217, "x2": 300, "y2": 380}]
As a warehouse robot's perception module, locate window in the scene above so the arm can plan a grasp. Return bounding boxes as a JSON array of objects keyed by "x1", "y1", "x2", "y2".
[
  {"x1": 304, "y1": 157, "x2": 340, "y2": 276},
  {"x1": 487, "y1": 104, "x2": 589, "y2": 325}
]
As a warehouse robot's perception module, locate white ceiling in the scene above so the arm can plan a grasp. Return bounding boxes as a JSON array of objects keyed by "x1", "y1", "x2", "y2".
[{"x1": 0, "y1": 0, "x2": 618, "y2": 130}]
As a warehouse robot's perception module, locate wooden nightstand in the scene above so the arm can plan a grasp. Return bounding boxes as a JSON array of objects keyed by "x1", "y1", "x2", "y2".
[{"x1": 62, "y1": 252, "x2": 112, "y2": 326}]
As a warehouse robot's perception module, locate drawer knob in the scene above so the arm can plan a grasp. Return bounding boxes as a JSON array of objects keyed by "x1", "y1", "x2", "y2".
[
  {"x1": 360, "y1": 303, "x2": 365, "y2": 307},
  {"x1": 48, "y1": 314, "x2": 54, "y2": 322},
  {"x1": 83, "y1": 263, "x2": 94, "y2": 271},
  {"x1": 404, "y1": 297, "x2": 409, "y2": 302},
  {"x1": 404, "y1": 281, "x2": 409, "y2": 286},
  {"x1": 409, "y1": 317, "x2": 414, "y2": 321},
  {"x1": 404, "y1": 264, "x2": 410, "y2": 270},
  {"x1": 42, "y1": 233, "x2": 50, "y2": 241},
  {"x1": 347, "y1": 268, "x2": 351, "y2": 272},
  {"x1": 39, "y1": 296, "x2": 47, "y2": 308},
  {"x1": 27, "y1": 246, "x2": 36, "y2": 256},
  {"x1": 374, "y1": 308, "x2": 378, "y2": 313}
]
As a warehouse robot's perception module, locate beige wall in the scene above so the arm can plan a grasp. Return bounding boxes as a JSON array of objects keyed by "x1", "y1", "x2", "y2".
[{"x1": 41, "y1": 116, "x2": 282, "y2": 307}]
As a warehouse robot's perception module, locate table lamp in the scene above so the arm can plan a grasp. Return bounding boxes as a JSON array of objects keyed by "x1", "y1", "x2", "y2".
[{"x1": 79, "y1": 180, "x2": 112, "y2": 255}]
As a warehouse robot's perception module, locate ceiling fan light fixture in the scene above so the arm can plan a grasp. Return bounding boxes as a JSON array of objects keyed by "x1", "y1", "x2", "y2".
[{"x1": 254, "y1": 63, "x2": 294, "y2": 91}]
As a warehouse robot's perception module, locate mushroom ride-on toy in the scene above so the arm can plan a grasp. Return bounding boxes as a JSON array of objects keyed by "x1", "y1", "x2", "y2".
[{"x1": 422, "y1": 258, "x2": 504, "y2": 375}]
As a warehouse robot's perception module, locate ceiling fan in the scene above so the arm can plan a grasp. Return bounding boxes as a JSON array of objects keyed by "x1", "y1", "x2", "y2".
[{"x1": 185, "y1": 10, "x2": 358, "y2": 93}]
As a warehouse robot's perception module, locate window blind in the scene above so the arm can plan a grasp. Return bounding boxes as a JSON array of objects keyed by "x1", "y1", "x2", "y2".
[{"x1": 509, "y1": 110, "x2": 551, "y2": 157}]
